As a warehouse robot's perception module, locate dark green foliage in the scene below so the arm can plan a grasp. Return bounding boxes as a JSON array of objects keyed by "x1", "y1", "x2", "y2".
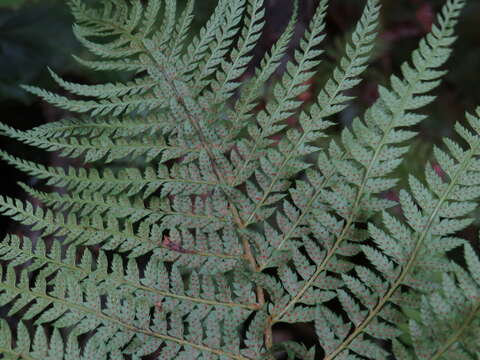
[{"x1": 0, "y1": 2, "x2": 78, "y2": 102}]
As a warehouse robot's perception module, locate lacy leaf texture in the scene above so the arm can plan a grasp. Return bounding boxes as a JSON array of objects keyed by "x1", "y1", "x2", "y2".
[{"x1": 0, "y1": 0, "x2": 479, "y2": 359}]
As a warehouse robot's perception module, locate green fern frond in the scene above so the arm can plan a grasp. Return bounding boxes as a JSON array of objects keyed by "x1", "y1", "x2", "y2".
[
  {"x1": 182, "y1": 0, "x2": 229, "y2": 79},
  {"x1": 19, "y1": 182, "x2": 226, "y2": 227},
  {"x1": 1, "y1": 123, "x2": 187, "y2": 162},
  {"x1": 396, "y1": 258, "x2": 480, "y2": 360},
  {"x1": 0, "y1": 234, "x2": 256, "y2": 315},
  {"x1": 392, "y1": 242, "x2": 480, "y2": 360},
  {"x1": 314, "y1": 105, "x2": 480, "y2": 359},
  {"x1": 0, "y1": 263, "x2": 252, "y2": 359},
  {"x1": 156, "y1": 0, "x2": 177, "y2": 50},
  {"x1": 71, "y1": 55, "x2": 145, "y2": 72},
  {"x1": 168, "y1": 0, "x2": 195, "y2": 59},
  {"x1": 1, "y1": 0, "x2": 479, "y2": 358},
  {"x1": 246, "y1": 0, "x2": 381, "y2": 273},
  {"x1": 22, "y1": 85, "x2": 163, "y2": 116},
  {"x1": 48, "y1": 68, "x2": 156, "y2": 99},
  {"x1": 0, "y1": 194, "x2": 243, "y2": 266},
  {"x1": 270, "y1": 0, "x2": 466, "y2": 329},
  {"x1": 0, "y1": 151, "x2": 219, "y2": 198},
  {"x1": 25, "y1": 115, "x2": 165, "y2": 140},
  {"x1": 0, "y1": 320, "x2": 76, "y2": 360},
  {"x1": 228, "y1": 2, "x2": 297, "y2": 136},
  {"x1": 212, "y1": 0, "x2": 265, "y2": 104},
  {"x1": 232, "y1": 0, "x2": 329, "y2": 187},
  {"x1": 192, "y1": 0, "x2": 246, "y2": 94}
]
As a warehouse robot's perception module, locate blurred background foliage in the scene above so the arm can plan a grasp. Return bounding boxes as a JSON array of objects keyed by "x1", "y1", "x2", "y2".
[{"x1": 0, "y1": 0, "x2": 479, "y2": 239}]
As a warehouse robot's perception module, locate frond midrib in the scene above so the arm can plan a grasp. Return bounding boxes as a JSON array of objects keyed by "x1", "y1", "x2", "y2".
[
  {"x1": 0, "y1": 280, "x2": 251, "y2": 360},
  {"x1": 324, "y1": 129, "x2": 480, "y2": 359}
]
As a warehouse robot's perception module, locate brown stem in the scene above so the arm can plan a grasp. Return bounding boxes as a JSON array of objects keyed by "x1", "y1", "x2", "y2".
[{"x1": 265, "y1": 316, "x2": 273, "y2": 349}]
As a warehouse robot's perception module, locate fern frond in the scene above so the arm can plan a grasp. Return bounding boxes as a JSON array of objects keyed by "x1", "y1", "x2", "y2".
[
  {"x1": 156, "y1": 0, "x2": 177, "y2": 51},
  {"x1": 182, "y1": 0, "x2": 229, "y2": 80},
  {"x1": 0, "y1": 263, "x2": 252, "y2": 359},
  {"x1": 72, "y1": 25, "x2": 141, "y2": 59},
  {"x1": 192, "y1": 0, "x2": 247, "y2": 94},
  {"x1": 48, "y1": 69, "x2": 156, "y2": 99},
  {"x1": 212, "y1": 0, "x2": 265, "y2": 104},
  {"x1": 22, "y1": 85, "x2": 163, "y2": 116},
  {"x1": 228, "y1": 2, "x2": 297, "y2": 134},
  {"x1": 71, "y1": 55, "x2": 146, "y2": 72},
  {"x1": 69, "y1": 0, "x2": 146, "y2": 37},
  {"x1": 0, "y1": 235, "x2": 257, "y2": 320},
  {"x1": 0, "y1": 321, "x2": 76, "y2": 360},
  {"x1": 394, "y1": 249, "x2": 480, "y2": 360},
  {"x1": 244, "y1": 0, "x2": 381, "y2": 270},
  {"x1": 0, "y1": 234, "x2": 256, "y2": 317},
  {"x1": 0, "y1": 0, "x2": 477, "y2": 358},
  {"x1": 25, "y1": 115, "x2": 165, "y2": 140},
  {"x1": 21, "y1": 181, "x2": 230, "y2": 232},
  {"x1": 313, "y1": 105, "x2": 480, "y2": 358},
  {"x1": 20, "y1": 183, "x2": 192, "y2": 225},
  {"x1": 271, "y1": 0, "x2": 466, "y2": 327},
  {"x1": 38, "y1": 1, "x2": 191, "y2": 121},
  {"x1": 168, "y1": 0, "x2": 195, "y2": 59},
  {"x1": 0, "y1": 151, "x2": 219, "y2": 198},
  {"x1": 0, "y1": 122, "x2": 188, "y2": 163},
  {"x1": 0, "y1": 194, "x2": 243, "y2": 266},
  {"x1": 232, "y1": 0, "x2": 329, "y2": 188}
]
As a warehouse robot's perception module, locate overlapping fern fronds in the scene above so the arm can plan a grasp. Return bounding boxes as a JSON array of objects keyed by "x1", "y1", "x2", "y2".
[{"x1": 0, "y1": 0, "x2": 478, "y2": 359}]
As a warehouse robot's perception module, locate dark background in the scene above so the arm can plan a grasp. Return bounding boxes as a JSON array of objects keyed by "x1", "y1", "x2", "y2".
[{"x1": 0, "y1": 0, "x2": 479, "y2": 244}]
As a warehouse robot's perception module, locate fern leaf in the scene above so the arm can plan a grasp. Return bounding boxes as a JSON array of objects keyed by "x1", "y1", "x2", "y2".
[
  {"x1": 250, "y1": 0, "x2": 381, "y2": 272},
  {"x1": 24, "y1": 115, "x2": 165, "y2": 140},
  {"x1": 21, "y1": 182, "x2": 212, "y2": 226},
  {"x1": 233, "y1": 0, "x2": 329, "y2": 188},
  {"x1": 315, "y1": 106, "x2": 479, "y2": 358},
  {"x1": 21, "y1": 181, "x2": 230, "y2": 233},
  {"x1": 212, "y1": 0, "x2": 265, "y2": 104},
  {"x1": 72, "y1": 55, "x2": 146, "y2": 72},
  {"x1": 72, "y1": 24, "x2": 142, "y2": 59},
  {"x1": 140, "y1": 0, "x2": 162, "y2": 36},
  {"x1": 0, "y1": 0, "x2": 477, "y2": 358},
  {"x1": 0, "y1": 321, "x2": 74, "y2": 360},
  {"x1": 183, "y1": 0, "x2": 229, "y2": 80},
  {"x1": 0, "y1": 193, "x2": 243, "y2": 267},
  {"x1": 156, "y1": 0, "x2": 177, "y2": 51},
  {"x1": 48, "y1": 68, "x2": 156, "y2": 99},
  {"x1": 396, "y1": 249, "x2": 480, "y2": 359},
  {"x1": 22, "y1": 85, "x2": 163, "y2": 116},
  {"x1": 23, "y1": 134, "x2": 177, "y2": 163},
  {"x1": 0, "y1": 122, "x2": 188, "y2": 163},
  {"x1": 168, "y1": 0, "x2": 195, "y2": 59},
  {"x1": 271, "y1": 0, "x2": 465, "y2": 326},
  {"x1": 228, "y1": 2, "x2": 297, "y2": 134},
  {"x1": 0, "y1": 263, "x2": 251, "y2": 359},
  {"x1": 0, "y1": 151, "x2": 219, "y2": 198},
  {"x1": 0, "y1": 234, "x2": 256, "y2": 317},
  {"x1": 193, "y1": 0, "x2": 247, "y2": 93}
]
